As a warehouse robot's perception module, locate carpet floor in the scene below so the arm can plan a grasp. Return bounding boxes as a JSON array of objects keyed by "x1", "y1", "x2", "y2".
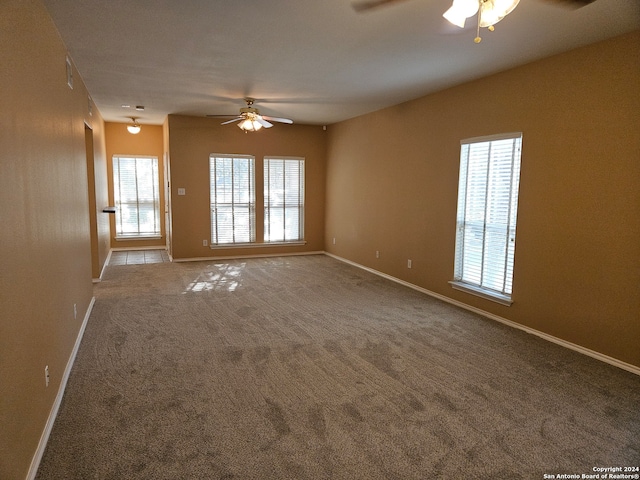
[{"x1": 36, "y1": 254, "x2": 640, "y2": 479}]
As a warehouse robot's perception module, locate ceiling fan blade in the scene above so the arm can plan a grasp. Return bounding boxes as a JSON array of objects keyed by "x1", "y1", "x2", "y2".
[
  {"x1": 542, "y1": 0, "x2": 596, "y2": 6},
  {"x1": 262, "y1": 115, "x2": 293, "y2": 124},
  {"x1": 352, "y1": 0, "x2": 408, "y2": 12},
  {"x1": 220, "y1": 117, "x2": 243, "y2": 125},
  {"x1": 206, "y1": 114, "x2": 239, "y2": 118},
  {"x1": 256, "y1": 117, "x2": 273, "y2": 128}
]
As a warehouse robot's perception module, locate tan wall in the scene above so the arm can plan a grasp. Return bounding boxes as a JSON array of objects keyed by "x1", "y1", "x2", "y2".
[
  {"x1": 0, "y1": 1, "x2": 104, "y2": 478},
  {"x1": 167, "y1": 115, "x2": 326, "y2": 259},
  {"x1": 105, "y1": 122, "x2": 166, "y2": 249},
  {"x1": 325, "y1": 30, "x2": 640, "y2": 368}
]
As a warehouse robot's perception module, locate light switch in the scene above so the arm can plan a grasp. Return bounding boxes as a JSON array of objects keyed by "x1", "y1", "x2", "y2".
[{"x1": 177, "y1": 188, "x2": 186, "y2": 196}]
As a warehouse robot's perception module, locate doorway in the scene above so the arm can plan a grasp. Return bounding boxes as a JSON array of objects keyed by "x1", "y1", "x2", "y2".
[{"x1": 85, "y1": 123, "x2": 100, "y2": 280}]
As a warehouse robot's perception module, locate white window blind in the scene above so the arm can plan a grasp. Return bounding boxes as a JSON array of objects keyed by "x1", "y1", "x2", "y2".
[
  {"x1": 209, "y1": 155, "x2": 256, "y2": 245},
  {"x1": 452, "y1": 133, "x2": 522, "y2": 303},
  {"x1": 112, "y1": 156, "x2": 161, "y2": 238},
  {"x1": 264, "y1": 157, "x2": 305, "y2": 243}
]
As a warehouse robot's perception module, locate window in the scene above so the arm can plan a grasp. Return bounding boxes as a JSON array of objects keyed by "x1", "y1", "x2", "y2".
[
  {"x1": 451, "y1": 133, "x2": 523, "y2": 305},
  {"x1": 264, "y1": 157, "x2": 305, "y2": 243},
  {"x1": 209, "y1": 154, "x2": 256, "y2": 245},
  {"x1": 112, "y1": 156, "x2": 161, "y2": 238}
]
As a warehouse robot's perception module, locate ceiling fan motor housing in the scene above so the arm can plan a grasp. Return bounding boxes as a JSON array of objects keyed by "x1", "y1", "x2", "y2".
[{"x1": 240, "y1": 106, "x2": 260, "y2": 115}]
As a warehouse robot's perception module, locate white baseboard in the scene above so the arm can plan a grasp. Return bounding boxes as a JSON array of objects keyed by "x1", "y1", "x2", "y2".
[
  {"x1": 173, "y1": 250, "x2": 325, "y2": 263},
  {"x1": 326, "y1": 253, "x2": 640, "y2": 377},
  {"x1": 92, "y1": 250, "x2": 112, "y2": 283},
  {"x1": 27, "y1": 296, "x2": 96, "y2": 480},
  {"x1": 100, "y1": 249, "x2": 113, "y2": 279}
]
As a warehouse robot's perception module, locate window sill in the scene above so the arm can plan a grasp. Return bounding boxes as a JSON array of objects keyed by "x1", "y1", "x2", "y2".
[
  {"x1": 115, "y1": 235, "x2": 162, "y2": 241},
  {"x1": 449, "y1": 281, "x2": 513, "y2": 306},
  {"x1": 209, "y1": 241, "x2": 306, "y2": 250}
]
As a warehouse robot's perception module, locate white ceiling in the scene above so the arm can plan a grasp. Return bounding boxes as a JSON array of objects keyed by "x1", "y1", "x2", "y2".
[{"x1": 42, "y1": 0, "x2": 640, "y2": 126}]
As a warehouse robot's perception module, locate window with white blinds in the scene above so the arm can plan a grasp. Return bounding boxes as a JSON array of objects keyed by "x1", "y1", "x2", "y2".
[
  {"x1": 112, "y1": 156, "x2": 161, "y2": 238},
  {"x1": 451, "y1": 133, "x2": 522, "y2": 305},
  {"x1": 209, "y1": 155, "x2": 256, "y2": 245},
  {"x1": 264, "y1": 157, "x2": 305, "y2": 243}
]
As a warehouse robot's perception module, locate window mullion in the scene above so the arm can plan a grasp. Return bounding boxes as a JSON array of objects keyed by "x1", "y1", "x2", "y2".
[
  {"x1": 459, "y1": 146, "x2": 470, "y2": 281},
  {"x1": 231, "y1": 160, "x2": 236, "y2": 243},
  {"x1": 115, "y1": 158, "x2": 122, "y2": 236},
  {"x1": 213, "y1": 159, "x2": 218, "y2": 244},
  {"x1": 135, "y1": 159, "x2": 141, "y2": 235},
  {"x1": 153, "y1": 161, "x2": 159, "y2": 234},
  {"x1": 299, "y1": 162, "x2": 304, "y2": 239},
  {"x1": 502, "y1": 140, "x2": 516, "y2": 293},
  {"x1": 282, "y1": 161, "x2": 287, "y2": 241},
  {"x1": 251, "y1": 159, "x2": 255, "y2": 241},
  {"x1": 265, "y1": 159, "x2": 270, "y2": 241},
  {"x1": 480, "y1": 142, "x2": 493, "y2": 289}
]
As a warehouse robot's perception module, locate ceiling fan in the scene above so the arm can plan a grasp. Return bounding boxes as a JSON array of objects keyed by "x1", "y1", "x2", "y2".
[
  {"x1": 207, "y1": 98, "x2": 293, "y2": 132},
  {"x1": 352, "y1": 0, "x2": 596, "y2": 43}
]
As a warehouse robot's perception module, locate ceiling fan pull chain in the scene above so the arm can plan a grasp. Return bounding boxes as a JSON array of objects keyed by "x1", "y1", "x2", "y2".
[{"x1": 474, "y1": 1, "x2": 482, "y2": 43}]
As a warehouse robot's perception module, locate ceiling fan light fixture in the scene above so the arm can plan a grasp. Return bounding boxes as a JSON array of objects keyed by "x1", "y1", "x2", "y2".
[
  {"x1": 127, "y1": 117, "x2": 141, "y2": 134},
  {"x1": 444, "y1": 0, "x2": 479, "y2": 28},
  {"x1": 495, "y1": 0, "x2": 520, "y2": 16},
  {"x1": 443, "y1": 6, "x2": 467, "y2": 28},
  {"x1": 215, "y1": 98, "x2": 293, "y2": 130},
  {"x1": 238, "y1": 118, "x2": 262, "y2": 132},
  {"x1": 479, "y1": 0, "x2": 520, "y2": 27}
]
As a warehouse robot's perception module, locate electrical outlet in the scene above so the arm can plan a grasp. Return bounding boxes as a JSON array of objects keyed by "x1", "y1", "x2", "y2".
[
  {"x1": 73, "y1": 303, "x2": 77, "y2": 319},
  {"x1": 45, "y1": 365, "x2": 50, "y2": 387},
  {"x1": 376, "y1": 251, "x2": 380, "y2": 258},
  {"x1": 202, "y1": 239, "x2": 208, "y2": 247},
  {"x1": 332, "y1": 237, "x2": 336, "y2": 245},
  {"x1": 407, "y1": 259, "x2": 412, "y2": 269}
]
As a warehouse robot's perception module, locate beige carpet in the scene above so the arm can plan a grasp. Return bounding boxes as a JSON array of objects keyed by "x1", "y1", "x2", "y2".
[{"x1": 36, "y1": 255, "x2": 640, "y2": 479}]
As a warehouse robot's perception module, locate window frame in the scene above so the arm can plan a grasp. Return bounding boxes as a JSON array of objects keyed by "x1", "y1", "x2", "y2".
[
  {"x1": 263, "y1": 156, "x2": 305, "y2": 244},
  {"x1": 112, "y1": 155, "x2": 161, "y2": 239},
  {"x1": 450, "y1": 132, "x2": 523, "y2": 306},
  {"x1": 209, "y1": 154, "x2": 256, "y2": 246}
]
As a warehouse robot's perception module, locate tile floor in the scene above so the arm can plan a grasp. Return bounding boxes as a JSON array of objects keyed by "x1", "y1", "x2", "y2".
[{"x1": 109, "y1": 249, "x2": 170, "y2": 265}]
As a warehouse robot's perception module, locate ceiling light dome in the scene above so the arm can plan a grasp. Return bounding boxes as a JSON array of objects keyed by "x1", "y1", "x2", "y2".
[
  {"x1": 238, "y1": 115, "x2": 263, "y2": 132},
  {"x1": 479, "y1": 0, "x2": 520, "y2": 27},
  {"x1": 443, "y1": 0, "x2": 520, "y2": 41},
  {"x1": 443, "y1": 0, "x2": 479, "y2": 28},
  {"x1": 127, "y1": 117, "x2": 141, "y2": 134}
]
